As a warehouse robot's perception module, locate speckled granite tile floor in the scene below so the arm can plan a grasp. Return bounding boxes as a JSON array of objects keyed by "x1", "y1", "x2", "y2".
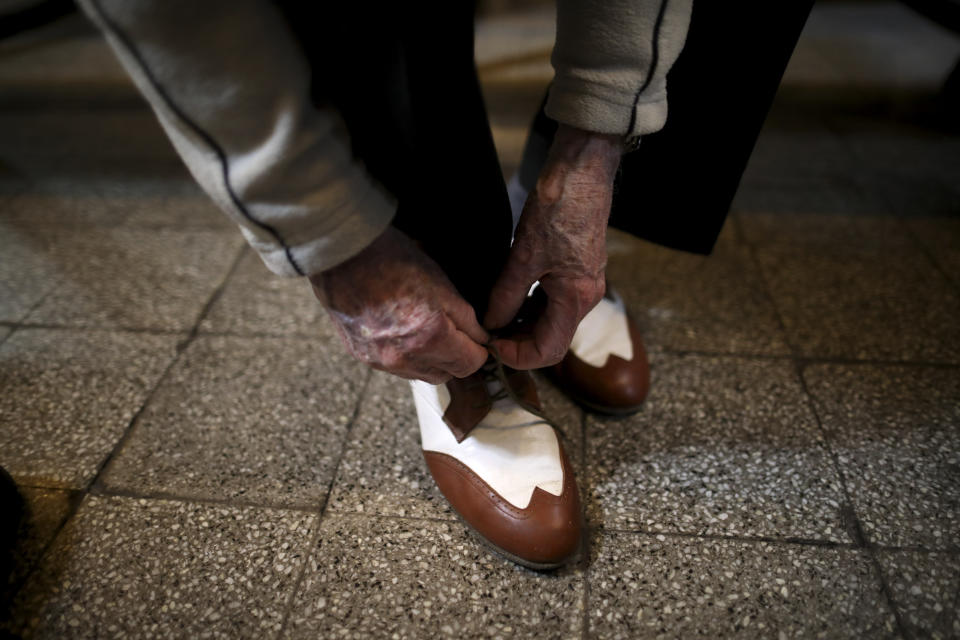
[{"x1": 2, "y1": 2, "x2": 959, "y2": 639}]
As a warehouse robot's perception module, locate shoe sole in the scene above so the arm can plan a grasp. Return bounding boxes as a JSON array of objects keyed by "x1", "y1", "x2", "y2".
[
  {"x1": 545, "y1": 377, "x2": 644, "y2": 416},
  {"x1": 540, "y1": 370, "x2": 645, "y2": 417},
  {"x1": 451, "y1": 506, "x2": 581, "y2": 572},
  {"x1": 567, "y1": 394, "x2": 644, "y2": 417}
]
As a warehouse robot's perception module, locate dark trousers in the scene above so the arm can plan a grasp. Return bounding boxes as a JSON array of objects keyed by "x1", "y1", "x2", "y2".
[{"x1": 279, "y1": 1, "x2": 812, "y2": 311}]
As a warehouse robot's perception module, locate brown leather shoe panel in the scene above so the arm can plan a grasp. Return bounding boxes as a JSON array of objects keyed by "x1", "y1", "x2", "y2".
[
  {"x1": 443, "y1": 367, "x2": 542, "y2": 442},
  {"x1": 443, "y1": 376, "x2": 491, "y2": 443},
  {"x1": 422, "y1": 446, "x2": 581, "y2": 566},
  {"x1": 550, "y1": 313, "x2": 650, "y2": 412},
  {"x1": 504, "y1": 366, "x2": 542, "y2": 411}
]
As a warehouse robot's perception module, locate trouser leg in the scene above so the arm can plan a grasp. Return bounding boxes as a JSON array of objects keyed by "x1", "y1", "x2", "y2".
[
  {"x1": 516, "y1": 0, "x2": 814, "y2": 255},
  {"x1": 277, "y1": 3, "x2": 513, "y2": 317}
]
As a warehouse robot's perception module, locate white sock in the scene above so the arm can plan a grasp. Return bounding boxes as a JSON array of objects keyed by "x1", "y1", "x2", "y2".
[{"x1": 506, "y1": 173, "x2": 529, "y2": 236}]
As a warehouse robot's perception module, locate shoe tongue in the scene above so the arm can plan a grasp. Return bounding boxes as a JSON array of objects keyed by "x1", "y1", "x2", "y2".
[{"x1": 442, "y1": 365, "x2": 542, "y2": 443}]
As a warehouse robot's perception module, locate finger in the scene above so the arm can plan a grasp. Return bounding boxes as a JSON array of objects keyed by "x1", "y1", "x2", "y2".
[
  {"x1": 492, "y1": 288, "x2": 582, "y2": 369},
  {"x1": 436, "y1": 327, "x2": 490, "y2": 378},
  {"x1": 413, "y1": 315, "x2": 489, "y2": 379},
  {"x1": 369, "y1": 361, "x2": 450, "y2": 385},
  {"x1": 444, "y1": 296, "x2": 489, "y2": 346},
  {"x1": 417, "y1": 368, "x2": 451, "y2": 385},
  {"x1": 484, "y1": 255, "x2": 539, "y2": 330}
]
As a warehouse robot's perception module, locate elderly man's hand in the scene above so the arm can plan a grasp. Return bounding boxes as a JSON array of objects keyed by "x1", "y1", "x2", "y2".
[
  {"x1": 310, "y1": 226, "x2": 489, "y2": 384},
  {"x1": 484, "y1": 125, "x2": 622, "y2": 370}
]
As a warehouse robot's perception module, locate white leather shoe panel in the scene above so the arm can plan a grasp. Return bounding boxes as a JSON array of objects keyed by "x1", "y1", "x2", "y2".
[
  {"x1": 410, "y1": 379, "x2": 451, "y2": 416},
  {"x1": 506, "y1": 173, "x2": 527, "y2": 233},
  {"x1": 411, "y1": 381, "x2": 564, "y2": 509},
  {"x1": 568, "y1": 289, "x2": 633, "y2": 368}
]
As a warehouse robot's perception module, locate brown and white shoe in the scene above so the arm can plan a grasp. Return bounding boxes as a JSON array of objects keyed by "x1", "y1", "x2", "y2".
[
  {"x1": 547, "y1": 288, "x2": 650, "y2": 415},
  {"x1": 410, "y1": 362, "x2": 582, "y2": 570}
]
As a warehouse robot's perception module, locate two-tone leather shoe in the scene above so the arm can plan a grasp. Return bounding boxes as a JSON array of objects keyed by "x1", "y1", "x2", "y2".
[
  {"x1": 546, "y1": 287, "x2": 650, "y2": 415},
  {"x1": 410, "y1": 361, "x2": 582, "y2": 570}
]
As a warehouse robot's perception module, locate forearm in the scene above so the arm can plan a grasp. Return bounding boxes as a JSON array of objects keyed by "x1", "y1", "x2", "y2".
[
  {"x1": 79, "y1": 0, "x2": 395, "y2": 277},
  {"x1": 547, "y1": 0, "x2": 694, "y2": 141}
]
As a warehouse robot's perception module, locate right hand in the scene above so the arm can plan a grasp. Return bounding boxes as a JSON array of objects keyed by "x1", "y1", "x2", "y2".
[{"x1": 309, "y1": 226, "x2": 489, "y2": 384}]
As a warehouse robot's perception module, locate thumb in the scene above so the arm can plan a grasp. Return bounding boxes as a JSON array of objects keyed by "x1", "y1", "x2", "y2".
[
  {"x1": 491, "y1": 287, "x2": 580, "y2": 369},
  {"x1": 484, "y1": 258, "x2": 538, "y2": 330},
  {"x1": 445, "y1": 296, "x2": 489, "y2": 346}
]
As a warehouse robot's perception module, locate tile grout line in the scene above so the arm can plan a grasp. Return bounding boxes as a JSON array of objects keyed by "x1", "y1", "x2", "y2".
[
  {"x1": 5, "y1": 243, "x2": 251, "y2": 607},
  {"x1": 864, "y1": 548, "x2": 914, "y2": 640},
  {"x1": 660, "y1": 347, "x2": 960, "y2": 368},
  {"x1": 0, "y1": 321, "x2": 187, "y2": 335},
  {"x1": 7, "y1": 320, "x2": 956, "y2": 370},
  {"x1": 88, "y1": 243, "x2": 249, "y2": 493},
  {"x1": 3, "y1": 489, "x2": 86, "y2": 604},
  {"x1": 271, "y1": 514, "x2": 325, "y2": 640},
  {"x1": 598, "y1": 526, "x2": 857, "y2": 549},
  {"x1": 86, "y1": 487, "x2": 323, "y2": 514},
  {"x1": 739, "y1": 228, "x2": 870, "y2": 542},
  {"x1": 827, "y1": 115, "x2": 960, "y2": 299},
  {"x1": 274, "y1": 367, "x2": 374, "y2": 640},
  {"x1": 897, "y1": 213, "x2": 960, "y2": 297},
  {"x1": 740, "y1": 230, "x2": 913, "y2": 638},
  {"x1": 579, "y1": 408, "x2": 591, "y2": 640}
]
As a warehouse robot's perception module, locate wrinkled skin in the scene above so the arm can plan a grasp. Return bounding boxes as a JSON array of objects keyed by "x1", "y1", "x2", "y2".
[
  {"x1": 485, "y1": 124, "x2": 622, "y2": 370},
  {"x1": 310, "y1": 226, "x2": 489, "y2": 384}
]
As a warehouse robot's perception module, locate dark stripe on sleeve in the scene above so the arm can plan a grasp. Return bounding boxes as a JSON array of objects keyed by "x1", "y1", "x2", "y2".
[
  {"x1": 626, "y1": 0, "x2": 670, "y2": 135},
  {"x1": 88, "y1": 0, "x2": 306, "y2": 275}
]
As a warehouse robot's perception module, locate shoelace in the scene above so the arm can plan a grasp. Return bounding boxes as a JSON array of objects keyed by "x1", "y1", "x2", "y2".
[{"x1": 470, "y1": 342, "x2": 570, "y2": 442}]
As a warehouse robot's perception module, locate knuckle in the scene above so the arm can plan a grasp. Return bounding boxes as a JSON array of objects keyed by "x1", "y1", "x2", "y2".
[
  {"x1": 380, "y1": 350, "x2": 406, "y2": 372},
  {"x1": 451, "y1": 359, "x2": 481, "y2": 379},
  {"x1": 547, "y1": 346, "x2": 568, "y2": 366},
  {"x1": 574, "y1": 278, "x2": 601, "y2": 302},
  {"x1": 423, "y1": 372, "x2": 450, "y2": 385}
]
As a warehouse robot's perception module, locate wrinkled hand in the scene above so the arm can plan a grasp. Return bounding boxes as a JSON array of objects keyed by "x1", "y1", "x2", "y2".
[
  {"x1": 485, "y1": 125, "x2": 622, "y2": 369},
  {"x1": 310, "y1": 226, "x2": 489, "y2": 384}
]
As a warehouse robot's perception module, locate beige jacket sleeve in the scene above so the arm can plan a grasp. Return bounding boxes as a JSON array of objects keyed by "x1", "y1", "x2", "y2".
[
  {"x1": 547, "y1": 0, "x2": 694, "y2": 140},
  {"x1": 78, "y1": 0, "x2": 396, "y2": 277}
]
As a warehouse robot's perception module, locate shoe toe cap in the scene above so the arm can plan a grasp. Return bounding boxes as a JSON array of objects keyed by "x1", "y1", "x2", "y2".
[{"x1": 423, "y1": 448, "x2": 582, "y2": 568}]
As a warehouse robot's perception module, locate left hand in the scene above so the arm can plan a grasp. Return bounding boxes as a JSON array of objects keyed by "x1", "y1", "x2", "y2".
[{"x1": 484, "y1": 124, "x2": 622, "y2": 369}]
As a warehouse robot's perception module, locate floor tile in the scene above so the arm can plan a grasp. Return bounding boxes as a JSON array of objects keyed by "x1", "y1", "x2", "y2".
[
  {"x1": 0, "y1": 175, "x2": 232, "y2": 231},
  {"x1": 200, "y1": 251, "x2": 337, "y2": 338},
  {"x1": 757, "y1": 245, "x2": 960, "y2": 362},
  {"x1": 0, "y1": 110, "x2": 177, "y2": 162},
  {"x1": 733, "y1": 174, "x2": 913, "y2": 249},
  {"x1": 100, "y1": 335, "x2": 366, "y2": 508},
  {"x1": 740, "y1": 130, "x2": 854, "y2": 185},
  {"x1": 867, "y1": 168, "x2": 960, "y2": 220},
  {"x1": 876, "y1": 550, "x2": 960, "y2": 640},
  {"x1": 0, "y1": 224, "x2": 59, "y2": 322},
  {"x1": 118, "y1": 191, "x2": 236, "y2": 231},
  {"x1": 326, "y1": 372, "x2": 451, "y2": 519},
  {"x1": 283, "y1": 514, "x2": 583, "y2": 639},
  {"x1": 4, "y1": 486, "x2": 77, "y2": 603},
  {"x1": 587, "y1": 354, "x2": 847, "y2": 541},
  {"x1": 731, "y1": 176, "x2": 891, "y2": 220},
  {"x1": 23, "y1": 228, "x2": 243, "y2": 330},
  {"x1": 605, "y1": 230, "x2": 790, "y2": 355},
  {"x1": 737, "y1": 209, "x2": 912, "y2": 250},
  {"x1": 844, "y1": 132, "x2": 960, "y2": 192},
  {"x1": 804, "y1": 364, "x2": 960, "y2": 548},
  {"x1": 905, "y1": 216, "x2": 960, "y2": 288},
  {"x1": 328, "y1": 370, "x2": 583, "y2": 520},
  {"x1": 588, "y1": 531, "x2": 897, "y2": 639},
  {"x1": 0, "y1": 190, "x2": 129, "y2": 227},
  {"x1": 0, "y1": 329, "x2": 179, "y2": 488},
  {"x1": 5, "y1": 496, "x2": 314, "y2": 639}
]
